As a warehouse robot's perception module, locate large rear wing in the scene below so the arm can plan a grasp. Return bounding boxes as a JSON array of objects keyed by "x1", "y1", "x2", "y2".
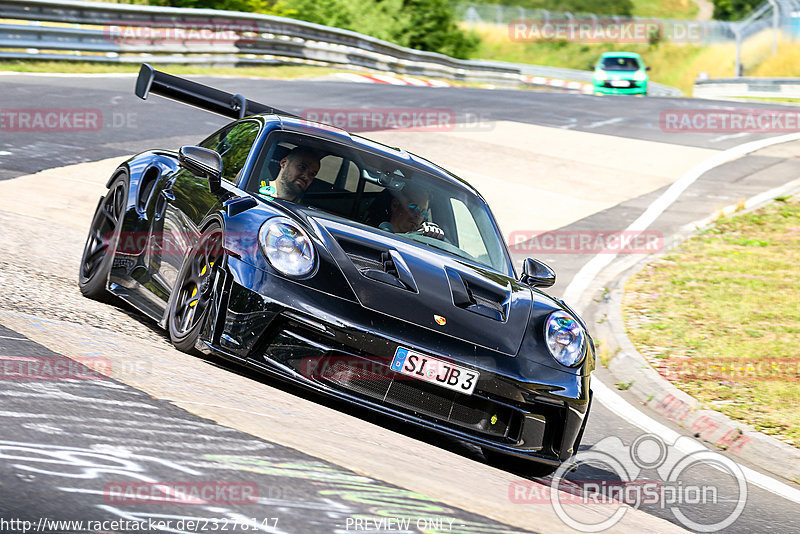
[{"x1": 134, "y1": 63, "x2": 297, "y2": 120}]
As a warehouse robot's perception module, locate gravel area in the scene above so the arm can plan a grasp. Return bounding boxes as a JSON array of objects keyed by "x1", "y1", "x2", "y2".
[{"x1": 0, "y1": 208, "x2": 171, "y2": 346}]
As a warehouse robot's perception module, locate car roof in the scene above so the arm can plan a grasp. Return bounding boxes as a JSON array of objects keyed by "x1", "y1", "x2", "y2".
[{"x1": 600, "y1": 51, "x2": 642, "y2": 59}]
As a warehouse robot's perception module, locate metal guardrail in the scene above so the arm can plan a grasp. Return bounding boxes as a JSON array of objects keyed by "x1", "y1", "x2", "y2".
[
  {"x1": 694, "y1": 77, "x2": 800, "y2": 99},
  {"x1": 0, "y1": 0, "x2": 681, "y2": 96}
]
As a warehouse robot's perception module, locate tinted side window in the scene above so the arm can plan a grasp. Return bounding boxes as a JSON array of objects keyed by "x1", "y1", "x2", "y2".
[{"x1": 199, "y1": 121, "x2": 261, "y2": 183}]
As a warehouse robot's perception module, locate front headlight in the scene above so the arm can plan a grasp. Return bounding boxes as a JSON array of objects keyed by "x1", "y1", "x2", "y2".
[
  {"x1": 633, "y1": 70, "x2": 647, "y2": 81},
  {"x1": 594, "y1": 70, "x2": 608, "y2": 81},
  {"x1": 258, "y1": 217, "x2": 316, "y2": 277},
  {"x1": 545, "y1": 311, "x2": 586, "y2": 367}
]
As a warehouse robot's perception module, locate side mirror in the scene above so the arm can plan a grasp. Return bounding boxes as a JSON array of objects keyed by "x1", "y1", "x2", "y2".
[
  {"x1": 520, "y1": 258, "x2": 556, "y2": 288},
  {"x1": 588, "y1": 64, "x2": 596, "y2": 70},
  {"x1": 179, "y1": 146, "x2": 223, "y2": 193},
  {"x1": 646, "y1": 66, "x2": 651, "y2": 71}
]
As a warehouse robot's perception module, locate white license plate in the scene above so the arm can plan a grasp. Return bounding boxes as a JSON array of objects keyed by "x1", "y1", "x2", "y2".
[
  {"x1": 390, "y1": 347, "x2": 479, "y2": 395},
  {"x1": 610, "y1": 80, "x2": 630, "y2": 87}
]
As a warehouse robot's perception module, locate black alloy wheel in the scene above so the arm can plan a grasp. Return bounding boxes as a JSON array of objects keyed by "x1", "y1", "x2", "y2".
[
  {"x1": 78, "y1": 171, "x2": 128, "y2": 300},
  {"x1": 168, "y1": 223, "x2": 224, "y2": 354}
]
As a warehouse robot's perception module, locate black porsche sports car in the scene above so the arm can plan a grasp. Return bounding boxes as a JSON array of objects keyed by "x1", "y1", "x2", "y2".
[{"x1": 79, "y1": 65, "x2": 594, "y2": 474}]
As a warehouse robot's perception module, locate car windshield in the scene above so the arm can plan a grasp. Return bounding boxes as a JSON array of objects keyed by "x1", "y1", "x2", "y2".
[
  {"x1": 600, "y1": 56, "x2": 641, "y2": 71},
  {"x1": 246, "y1": 131, "x2": 511, "y2": 276}
]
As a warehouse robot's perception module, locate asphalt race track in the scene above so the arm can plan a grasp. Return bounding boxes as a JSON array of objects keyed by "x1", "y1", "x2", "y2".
[{"x1": 1, "y1": 73, "x2": 799, "y2": 534}]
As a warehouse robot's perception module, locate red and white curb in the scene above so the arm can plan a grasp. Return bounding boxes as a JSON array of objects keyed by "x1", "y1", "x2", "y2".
[
  {"x1": 335, "y1": 72, "x2": 451, "y2": 87},
  {"x1": 335, "y1": 72, "x2": 593, "y2": 93},
  {"x1": 521, "y1": 75, "x2": 593, "y2": 93}
]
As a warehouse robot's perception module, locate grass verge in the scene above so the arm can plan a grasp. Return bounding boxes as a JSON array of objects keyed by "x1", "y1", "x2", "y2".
[
  {"x1": 623, "y1": 195, "x2": 800, "y2": 447},
  {"x1": 631, "y1": 0, "x2": 699, "y2": 19},
  {"x1": 468, "y1": 25, "x2": 781, "y2": 95},
  {"x1": 0, "y1": 60, "x2": 343, "y2": 79}
]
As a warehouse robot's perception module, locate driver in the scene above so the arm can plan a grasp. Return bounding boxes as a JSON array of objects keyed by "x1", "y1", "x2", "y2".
[
  {"x1": 379, "y1": 185, "x2": 445, "y2": 240},
  {"x1": 271, "y1": 146, "x2": 321, "y2": 202}
]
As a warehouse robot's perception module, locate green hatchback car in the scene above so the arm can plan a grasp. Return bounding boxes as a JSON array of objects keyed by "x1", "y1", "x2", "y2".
[{"x1": 592, "y1": 52, "x2": 649, "y2": 95}]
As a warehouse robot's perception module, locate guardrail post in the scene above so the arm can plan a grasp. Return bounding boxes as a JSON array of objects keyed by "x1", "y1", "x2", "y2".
[
  {"x1": 769, "y1": 0, "x2": 779, "y2": 54},
  {"x1": 734, "y1": 24, "x2": 743, "y2": 76}
]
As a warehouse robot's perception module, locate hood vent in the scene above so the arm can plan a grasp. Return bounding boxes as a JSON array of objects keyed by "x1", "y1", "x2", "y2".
[
  {"x1": 446, "y1": 267, "x2": 509, "y2": 322},
  {"x1": 336, "y1": 237, "x2": 417, "y2": 292}
]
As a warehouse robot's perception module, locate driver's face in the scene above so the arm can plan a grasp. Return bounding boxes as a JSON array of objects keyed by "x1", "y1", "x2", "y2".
[{"x1": 279, "y1": 154, "x2": 320, "y2": 198}]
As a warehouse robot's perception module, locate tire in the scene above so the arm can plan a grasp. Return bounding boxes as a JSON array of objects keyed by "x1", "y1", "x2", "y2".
[
  {"x1": 168, "y1": 223, "x2": 224, "y2": 354},
  {"x1": 571, "y1": 390, "x2": 593, "y2": 455},
  {"x1": 78, "y1": 171, "x2": 128, "y2": 301}
]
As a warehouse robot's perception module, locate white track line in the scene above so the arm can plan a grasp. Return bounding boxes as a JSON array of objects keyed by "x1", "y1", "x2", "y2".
[
  {"x1": 594, "y1": 380, "x2": 800, "y2": 504},
  {"x1": 586, "y1": 117, "x2": 624, "y2": 129},
  {"x1": 710, "y1": 132, "x2": 750, "y2": 144},
  {"x1": 563, "y1": 132, "x2": 800, "y2": 305},
  {"x1": 565, "y1": 132, "x2": 800, "y2": 503},
  {"x1": 0, "y1": 72, "x2": 138, "y2": 78}
]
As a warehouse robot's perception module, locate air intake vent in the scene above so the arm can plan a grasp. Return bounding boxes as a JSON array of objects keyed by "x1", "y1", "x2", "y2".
[
  {"x1": 445, "y1": 267, "x2": 509, "y2": 321},
  {"x1": 335, "y1": 237, "x2": 416, "y2": 291}
]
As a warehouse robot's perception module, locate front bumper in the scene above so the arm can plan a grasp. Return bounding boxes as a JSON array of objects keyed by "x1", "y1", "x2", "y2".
[
  {"x1": 203, "y1": 257, "x2": 591, "y2": 464},
  {"x1": 593, "y1": 80, "x2": 647, "y2": 94}
]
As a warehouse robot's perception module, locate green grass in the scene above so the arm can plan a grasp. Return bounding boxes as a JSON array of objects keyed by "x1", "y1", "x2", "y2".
[
  {"x1": 630, "y1": 0, "x2": 699, "y2": 19},
  {"x1": 623, "y1": 196, "x2": 800, "y2": 447},
  {"x1": 468, "y1": 25, "x2": 782, "y2": 95},
  {"x1": 0, "y1": 60, "x2": 343, "y2": 79}
]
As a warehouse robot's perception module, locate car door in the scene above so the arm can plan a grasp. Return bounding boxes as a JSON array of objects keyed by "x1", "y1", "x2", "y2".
[{"x1": 143, "y1": 120, "x2": 263, "y2": 313}]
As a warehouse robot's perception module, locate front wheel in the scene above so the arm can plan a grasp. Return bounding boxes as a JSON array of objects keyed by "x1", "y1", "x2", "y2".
[
  {"x1": 168, "y1": 223, "x2": 224, "y2": 354},
  {"x1": 78, "y1": 171, "x2": 128, "y2": 300}
]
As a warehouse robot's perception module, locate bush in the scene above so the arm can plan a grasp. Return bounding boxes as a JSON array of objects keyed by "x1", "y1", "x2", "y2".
[
  {"x1": 154, "y1": 0, "x2": 477, "y2": 58},
  {"x1": 397, "y1": 0, "x2": 480, "y2": 58},
  {"x1": 150, "y1": 0, "x2": 272, "y2": 12},
  {"x1": 481, "y1": 0, "x2": 634, "y2": 16},
  {"x1": 711, "y1": 0, "x2": 762, "y2": 20}
]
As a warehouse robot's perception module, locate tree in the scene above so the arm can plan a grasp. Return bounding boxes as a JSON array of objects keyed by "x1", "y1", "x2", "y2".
[
  {"x1": 711, "y1": 0, "x2": 762, "y2": 20},
  {"x1": 397, "y1": 0, "x2": 479, "y2": 58}
]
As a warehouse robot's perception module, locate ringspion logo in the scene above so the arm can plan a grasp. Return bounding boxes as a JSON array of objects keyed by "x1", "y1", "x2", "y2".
[{"x1": 511, "y1": 434, "x2": 748, "y2": 532}]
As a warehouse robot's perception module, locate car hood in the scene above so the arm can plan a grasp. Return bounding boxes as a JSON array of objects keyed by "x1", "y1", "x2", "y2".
[
  {"x1": 305, "y1": 211, "x2": 533, "y2": 356},
  {"x1": 599, "y1": 69, "x2": 640, "y2": 79}
]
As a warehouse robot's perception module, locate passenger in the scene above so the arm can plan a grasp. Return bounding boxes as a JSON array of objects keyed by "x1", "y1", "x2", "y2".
[{"x1": 270, "y1": 146, "x2": 321, "y2": 202}]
